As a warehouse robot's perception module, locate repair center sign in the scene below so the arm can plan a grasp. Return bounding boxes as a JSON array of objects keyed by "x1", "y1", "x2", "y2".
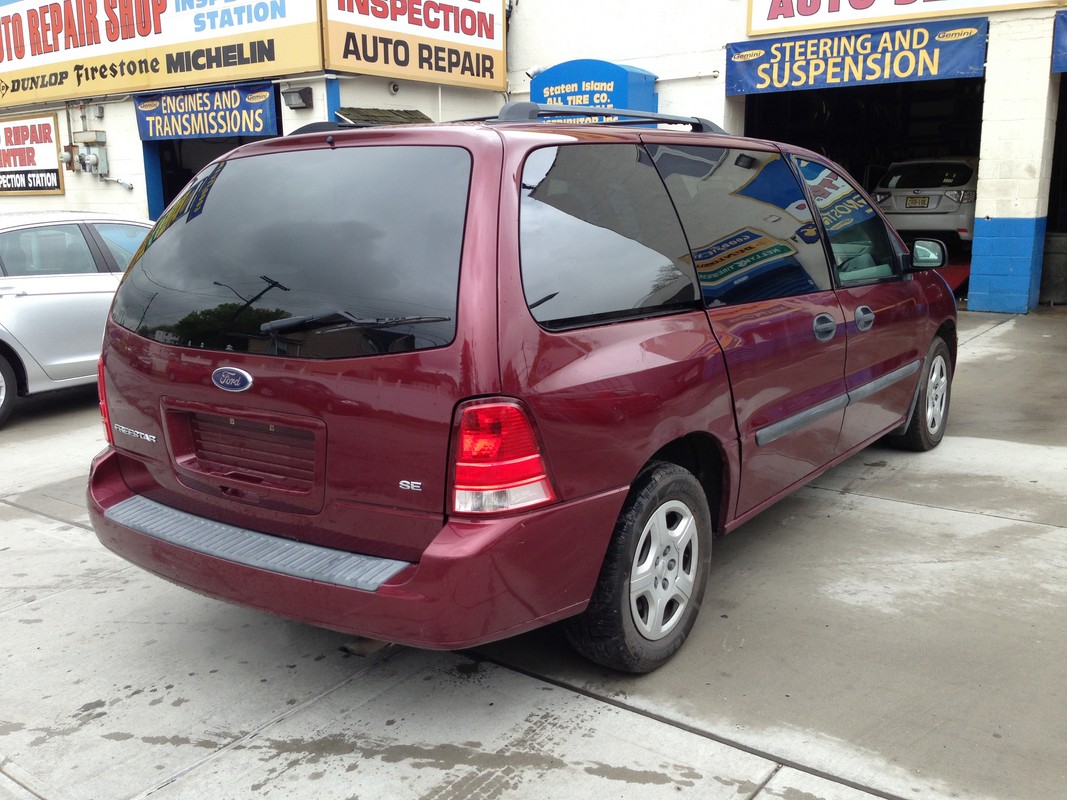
[
  {"x1": 0, "y1": 1, "x2": 321, "y2": 109},
  {"x1": 0, "y1": 113, "x2": 63, "y2": 195},
  {"x1": 325, "y1": 0, "x2": 507, "y2": 91}
]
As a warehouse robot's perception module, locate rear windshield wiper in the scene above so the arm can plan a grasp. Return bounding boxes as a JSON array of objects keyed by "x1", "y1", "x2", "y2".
[{"x1": 260, "y1": 310, "x2": 450, "y2": 336}]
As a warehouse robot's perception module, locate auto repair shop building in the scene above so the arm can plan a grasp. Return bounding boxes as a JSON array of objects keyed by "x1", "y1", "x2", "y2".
[
  {"x1": 0, "y1": 2, "x2": 507, "y2": 219},
  {"x1": 2, "y1": 0, "x2": 1065, "y2": 313}
]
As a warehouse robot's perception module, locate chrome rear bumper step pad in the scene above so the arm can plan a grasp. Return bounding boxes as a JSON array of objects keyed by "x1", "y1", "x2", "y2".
[{"x1": 105, "y1": 495, "x2": 411, "y2": 591}]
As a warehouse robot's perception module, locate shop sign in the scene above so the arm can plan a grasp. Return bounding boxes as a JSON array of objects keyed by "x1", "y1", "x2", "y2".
[
  {"x1": 0, "y1": 1, "x2": 320, "y2": 110},
  {"x1": 324, "y1": 0, "x2": 507, "y2": 91},
  {"x1": 727, "y1": 18, "x2": 987, "y2": 95},
  {"x1": 750, "y1": 0, "x2": 1053, "y2": 36},
  {"x1": 134, "y1": 82, "x2": 277, "y2": 141},
  {"x1": 1053, "y1": 11, "x2": 1067, "y2": 72},
  {"x1": 530, "y1": 59, "x2": 658, "y2": 121},
  {"x1": 0, "y1": 113, "x2": 62, "y2": 195}
]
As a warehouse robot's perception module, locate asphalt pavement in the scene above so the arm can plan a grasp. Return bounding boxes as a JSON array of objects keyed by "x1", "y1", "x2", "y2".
[{"x1": 1, "y1": 306, "x2": 1064, "y2": 800}]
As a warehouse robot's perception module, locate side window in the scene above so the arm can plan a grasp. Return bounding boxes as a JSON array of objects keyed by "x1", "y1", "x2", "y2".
[
  {"x1": 92, "y1": 223, "x2": 149, "y2": 272},
  {"x1": 648, "y1": 144, "x2": 832, "y2": 307},
  {"x1": 520, "y1": 144, "x2": 699, "y2": 329},
  {"x1": 796, "y1": 159, "x2": 896, "y2": 284},
  {"x1": 0, "y1": 225, "x2": 97, "y2": 277}
]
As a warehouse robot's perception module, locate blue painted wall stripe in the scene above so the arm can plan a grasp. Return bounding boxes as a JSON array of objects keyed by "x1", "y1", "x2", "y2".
[
  {"x1": 326, "y1": 77, "x2": 341, "y2": 122},
  {"x1": 968, "y1": 217, "x2": 1045, "y2": 313}
]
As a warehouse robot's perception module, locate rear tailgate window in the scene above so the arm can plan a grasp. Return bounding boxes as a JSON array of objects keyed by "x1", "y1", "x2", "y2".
[
  {"x1": 880, "y1": 162, "x2": 974, "y2": 189},
  {"x1": 113, "y1": 145, "x2": 471, "y2": 358}
]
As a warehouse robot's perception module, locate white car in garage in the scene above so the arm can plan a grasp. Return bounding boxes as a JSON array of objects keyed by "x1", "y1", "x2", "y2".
[
  {"x1": 874, "y1": 157, "x2": 979, "y2": 248},
  {"x1": 0, "y1": 211, "x2": 152, "y2": 427}
]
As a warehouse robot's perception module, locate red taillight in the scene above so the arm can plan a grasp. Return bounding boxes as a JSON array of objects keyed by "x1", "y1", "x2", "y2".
[
  {"x1": 98, "y1": 357, "x2": 113, "y2": 446},
  {"x1": 452, "y1": 401, "x2": 556, "y2": 514}
]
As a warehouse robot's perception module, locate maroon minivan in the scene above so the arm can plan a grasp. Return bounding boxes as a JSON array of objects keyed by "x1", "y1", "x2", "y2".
[{"x1": 88, "y1": 103, "x2": 957, "y2": 672}]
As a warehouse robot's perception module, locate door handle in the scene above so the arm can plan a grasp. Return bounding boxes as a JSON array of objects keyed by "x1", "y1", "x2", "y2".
[
  {"x1": 813, "y1": 312, "x2": 838, "y2": 342},
  {"x1": 0, "y1": 287, "x2": 27, "y2": 297},
  {"x1": 855, "y1": 306, "x2": 875, "y2": 332}
]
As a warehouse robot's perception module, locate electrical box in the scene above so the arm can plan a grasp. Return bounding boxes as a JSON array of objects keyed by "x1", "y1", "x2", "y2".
[{"x1": 73, "y1": 130, "x2": 107, "y2": 144}]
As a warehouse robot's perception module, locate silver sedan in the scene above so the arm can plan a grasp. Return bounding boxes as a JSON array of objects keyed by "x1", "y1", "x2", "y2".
[{"x1": 0, "y1": 211, "x2": 152, "y2": 427}]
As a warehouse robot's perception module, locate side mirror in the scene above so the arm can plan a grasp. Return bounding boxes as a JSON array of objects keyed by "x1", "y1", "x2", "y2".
[{"x1": 910, "y1": 238, "x2": 947, "y2": 270}]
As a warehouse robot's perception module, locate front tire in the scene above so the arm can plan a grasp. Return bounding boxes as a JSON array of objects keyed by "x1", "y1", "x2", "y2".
[
  {"x1": 564, "y1": 462, "x2": 712, "y2": 673},
  {"x1": 898, "y1": 337, "x2": 952, "y2": 451}
]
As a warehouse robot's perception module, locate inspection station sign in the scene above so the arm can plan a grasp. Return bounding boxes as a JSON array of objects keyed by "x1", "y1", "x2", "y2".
[
  {"x1": 325, "y1": 0, "x2": 507, "y2": 91},
  {"x1": 0, "y1": 0, "x2": 321, "y2": 109},
  {"x1": 0, "y1": 113, "x2": 63, "y2": 195},
  {"x1": 727, "y1": 17, "x2": 987, "y2": 95},
  {"x1": 750, "y1": 0, "x2": 1059, "y2": 35}
]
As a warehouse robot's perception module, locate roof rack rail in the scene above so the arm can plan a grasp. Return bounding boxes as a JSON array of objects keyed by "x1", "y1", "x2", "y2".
[
  {"x1": 492, "y1": 101, "x2": 726, "y2": 134},
  {"x1": 289, "y1": 120, "x2": 375, "y2": 135}
]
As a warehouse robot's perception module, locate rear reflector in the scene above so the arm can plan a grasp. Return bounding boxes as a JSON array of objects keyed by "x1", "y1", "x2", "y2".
[
  {"x1": 98, "y1": 357, "x2": 113, "y2": 446},
  {"x1": 452, "y1": 401, "x2": 555, "y2": 514}
]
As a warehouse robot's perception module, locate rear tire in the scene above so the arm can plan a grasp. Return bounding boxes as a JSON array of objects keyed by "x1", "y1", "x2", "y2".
[
  {"x1": 898, "y1": 337, "x2": 952, "y2": 451},
  {"x1": 0, "y1": 354, "x2": 17, "y2": 428},
  {"x1": 564, "y1": 462, "x2": 712, "y2": 673}
]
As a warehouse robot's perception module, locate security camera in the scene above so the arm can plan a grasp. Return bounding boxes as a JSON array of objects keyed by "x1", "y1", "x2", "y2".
[
  {"x1": 525, "y1": 65, "x2": 544, "y2": 79},
  {"x1": 389, "y1": 82, "x2": 400, "y2": 95}
]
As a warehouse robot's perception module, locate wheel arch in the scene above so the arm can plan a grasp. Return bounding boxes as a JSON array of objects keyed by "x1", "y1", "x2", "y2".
[
  {"x1": 0, "y1": 340, "x2": 28, "y2": 396},
  {"x1": 935, "y1": 317, "x2": 958, "y2": 372},
  {"x1": 645, "y1": 432, "x2": 729, "y2": 537}
]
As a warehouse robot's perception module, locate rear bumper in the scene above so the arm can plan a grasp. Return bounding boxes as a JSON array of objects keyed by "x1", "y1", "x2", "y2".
[
  {"x1": 883, "y1": 210, "x2": 975, "y2": 241},
  {"x1": 88, "y1": 447, "x2": 625, "y2": 650}
]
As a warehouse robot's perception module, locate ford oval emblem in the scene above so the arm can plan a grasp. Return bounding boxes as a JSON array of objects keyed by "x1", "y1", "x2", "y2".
[{"x1": 211, "y1": 367, "x2": 254, "y2": 393}]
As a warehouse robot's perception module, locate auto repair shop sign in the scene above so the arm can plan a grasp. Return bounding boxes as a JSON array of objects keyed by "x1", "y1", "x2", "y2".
[
  {"x1": 0, "y1": 0, "x2": 321, "y2": 109},
  {"x1": 325, "y1": 0, "x2": 507, "y2": 91},
  {"x1": 0, "y1": 113, "x2": 63, "y2": 195},
  {"x1": 750, "y1": 0, "x2": 1056, "y2": 35},
  {"x1": 727, "y1": 17, "x2": 987, "y2": 95}
]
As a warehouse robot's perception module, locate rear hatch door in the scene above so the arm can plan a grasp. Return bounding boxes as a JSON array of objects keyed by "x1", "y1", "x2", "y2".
[{"x1": 104, "y1": 129, "x2": 503, "y2": 561}]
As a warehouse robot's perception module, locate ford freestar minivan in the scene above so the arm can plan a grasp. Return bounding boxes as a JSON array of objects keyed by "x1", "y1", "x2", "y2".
[{"x1": 88, "y1": 103, "x2": 957, "y2": 673}]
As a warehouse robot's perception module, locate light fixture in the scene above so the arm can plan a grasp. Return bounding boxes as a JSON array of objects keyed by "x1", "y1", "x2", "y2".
[{"x1": 281, "y1": 86, "x2": 313, "y2": 109}]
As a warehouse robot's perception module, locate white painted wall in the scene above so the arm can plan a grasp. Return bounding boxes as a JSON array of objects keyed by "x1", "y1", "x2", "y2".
[
  {"x1": 978, "y1": 9, "x2": 1059, "y2": 222},
  {"x1": 505, "y1": 0, "x2": 747, "y2": 130},
  {"x1": 1, "y1": 100, "x2": 151, "y2": 219}
]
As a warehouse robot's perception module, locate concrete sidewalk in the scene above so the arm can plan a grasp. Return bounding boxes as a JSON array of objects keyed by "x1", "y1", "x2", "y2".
[{"x1": 1, "y1": 307, "x2": 1064, "y2": 800}]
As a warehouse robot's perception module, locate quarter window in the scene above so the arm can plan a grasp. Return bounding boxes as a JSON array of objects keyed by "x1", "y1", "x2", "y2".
[
  {"x1": 649, "y1": 145, "x2": 833, "y2": 306},
  {"x1": 92, "y1": 223, "x2": 150, "y2": 272},
  {"x1": 519, "y1": 144, "x2": 699, "y2": 329}
]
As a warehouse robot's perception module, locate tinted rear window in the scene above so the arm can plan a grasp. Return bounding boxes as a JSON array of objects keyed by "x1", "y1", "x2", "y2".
[
  {"x1": 112, "y1": 146, "x2": 471, "y2": 358},
  {"x1": 880, "y1": 162, "x2": 974, "y2": 189}
]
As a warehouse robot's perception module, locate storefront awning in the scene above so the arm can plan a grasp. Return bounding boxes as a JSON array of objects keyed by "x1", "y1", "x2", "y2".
[{"x1": 335, "y1": 108, "x2": 434, "y2": 126}]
